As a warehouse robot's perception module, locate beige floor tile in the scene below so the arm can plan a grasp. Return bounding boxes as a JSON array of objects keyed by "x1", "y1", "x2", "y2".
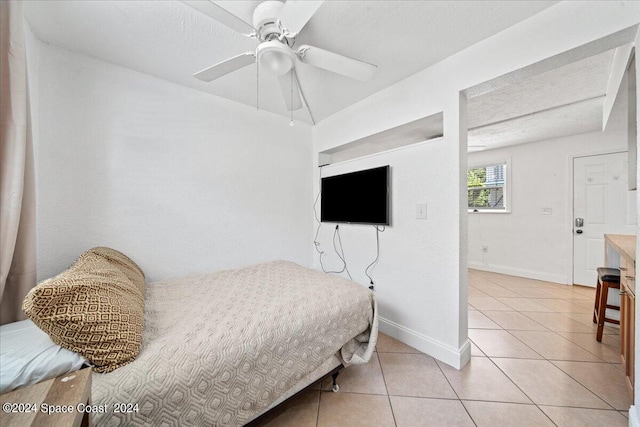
[
  {"x1": 620, "y1": 410, "x2": 629, "y2": 418},
  {"x1": 489, "y1": 276, "x2": 552, "y2": 288},
  {"x1": 437, "y1": 357, "x2": 530, "y2": 403},
  {"x1": 470, "y1": 343, "x2": 485, "y2": 357},
  {"x1": 509, "y1": 330, "x2": 604, "y2": 362},
  {"x1": 570, "y1": 298, "x2": 597, "y2": 309},
  {"x1": 563, "y1": 312, "x2": 620, "y2": 334},
  {"x1": 556, "y1": 332, "x2": 622, "y2": 363},
  {"x1": 565, "y1": 291, "x2": 594, "y2": 301},
  {"x1": 469, "y1": 269, "x2": 502, "y2": 280},
  {"x1": 473, "y1": 285, "x2": 521, "y2": 298},
  {"x1": 492, "y1": 358, "x2": 609, "y2": 408},
  {"x1": 250, "y1": 388, "x2": 319, "y2": 427},
  {"x1": 506, "y1": 287, "x2": 561, "y2": 298},
  {"x1": 376, "y1": 333, "x2": 421, "y2": 353},
  {"x1": 468, "y1": 310, "x2": 502, "y2": 329},
  {"x1": 468, "y1": 303, "x2": 477, "y2": 311},
  {"x1": 468, "y1": 287, "x2": 490, "y2": 297},
  {"x1": 378, "y1": 352, "x2": 457, "y2": 398},
  {"x1": 321, "y1": 353, "x2": 387, "y2": 395},
  {"x1": 540, "y1": 406, "x2": 628, "y2": 427},
  {"x1": 571, "y1": 298, "x2": 594, "y2": 313},
  {"x1": 471, "y1": 282, "x2": 506, "y2": 291},
  {"x1": 468, "y1": 296, "x2": 514, "y2": 311},
  {"x1": 572, "y1": 285, "x2": 596, "y2": 296},
  {"x1": 317, "y1": 392, "x2": 395, "y2": 427},
  {"x1": 468, "y1": 275, "x2": 499, "y2": 288},
  {"x1": 539, "y1": 288, "x2": 591, "y2": 300},
  {"x1": 468, "y1": 329, "x2": 542, "y2": 359},
  {"x1": 391, "y1": 396, "x2": 474, "y2": 427},
  {"x1": 497, "y1": 298, "x2": 553, "y2": 312},
  {"x1": 552, "y1": 361, "x2": 632, "y2": 410},
  {"x1": 520, "y1": 312, "x2": 594, "y2": 333},
  {"x1": 481, "y1": 310, "x2": 548, "y2": 331},
  {"x1": 462, "y1": 401, "x2": 554, "y2": 427},
  {"x1": 530, "y1": 298, "x2": 592, "y2": 313}
]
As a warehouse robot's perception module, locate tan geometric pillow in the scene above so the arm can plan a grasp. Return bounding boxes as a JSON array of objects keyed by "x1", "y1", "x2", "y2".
[{"x1": 23, "y1": 247, "x2": 145, "y2": 373}]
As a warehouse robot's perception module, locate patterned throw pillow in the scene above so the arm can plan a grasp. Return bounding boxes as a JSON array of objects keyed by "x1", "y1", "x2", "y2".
[{"x1": 22, "y1": 247, "x2": 145, "y2": 373}]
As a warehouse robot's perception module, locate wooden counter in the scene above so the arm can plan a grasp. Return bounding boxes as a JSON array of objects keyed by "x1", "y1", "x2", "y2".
[
  {"x1": 605, "y1": 234, "x2": 636, "y2": 264},
  {"x1": 604, "y1": 234, "x2": 636, "y2": 397}
]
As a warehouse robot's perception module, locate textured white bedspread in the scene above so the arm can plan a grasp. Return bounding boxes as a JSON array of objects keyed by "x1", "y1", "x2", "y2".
[{"x1": 92, "y1": 261, "x2": 377, "y2": 426}]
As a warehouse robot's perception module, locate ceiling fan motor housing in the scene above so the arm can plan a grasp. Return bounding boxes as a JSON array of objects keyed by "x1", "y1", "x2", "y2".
[{"x1": 253, "y1": 1, "x2": 289, "y2": 42}]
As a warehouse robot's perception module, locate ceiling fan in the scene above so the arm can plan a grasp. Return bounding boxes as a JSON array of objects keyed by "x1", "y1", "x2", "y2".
[{"x1": 185, "y1": 0, "x2": 377, "y2": 120}]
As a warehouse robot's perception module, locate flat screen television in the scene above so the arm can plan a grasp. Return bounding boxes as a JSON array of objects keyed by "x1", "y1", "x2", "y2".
[{"x1": 321, "y1": 165, "x2": 390, "y2": 225}]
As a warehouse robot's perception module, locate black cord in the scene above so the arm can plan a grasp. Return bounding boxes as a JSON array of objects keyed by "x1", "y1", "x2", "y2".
[
  {"x1": 365, "y1": 225, "x2": 385, "y2": 285},
  {"x1": 333, "y1": 225, "x2": 352, "y2": 280},
  {"x1": 313, "y1": 186, "x2": 349, "y2": 276}
]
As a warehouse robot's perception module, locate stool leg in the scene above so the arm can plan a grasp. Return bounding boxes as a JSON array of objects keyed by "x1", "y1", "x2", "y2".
[
  {"x1": 595, "y1": 282, "x2": 609, "y2": 342},
  {"x1": 593, "y1": 280, "x2": 602, "y2": 324}
]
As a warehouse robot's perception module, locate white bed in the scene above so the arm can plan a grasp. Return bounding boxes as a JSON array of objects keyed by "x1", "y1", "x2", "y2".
[{"x1": 91, "y1": 260, "x2": 377, "y2": 426}]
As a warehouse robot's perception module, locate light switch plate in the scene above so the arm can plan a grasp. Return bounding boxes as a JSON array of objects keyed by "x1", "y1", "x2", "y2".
[{"x1": 416, "y1": 203, "x2": 427, "y2": 219}]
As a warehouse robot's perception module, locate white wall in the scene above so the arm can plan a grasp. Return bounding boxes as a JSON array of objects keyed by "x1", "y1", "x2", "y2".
[
  {"x1": 313, "y1": 2, "x2": 640, "y2": 369},
  {"x1": 468, "y1": 111, "x2": 628, "y2": 285},
  {"x1": 314, "y1": 136, "x2": 461, "y2": 357},
  {"x1": 34, "y1": 43, "x2": 313, "y2": 282}
]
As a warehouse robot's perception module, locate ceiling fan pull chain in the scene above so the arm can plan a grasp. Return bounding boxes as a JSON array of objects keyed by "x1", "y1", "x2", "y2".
[
  {"x1": 290, "y1": 70, "x2": 294, "y2": 126},
  {"x1": 256, "y1": 56, "x2": 260, "y2": 111}
]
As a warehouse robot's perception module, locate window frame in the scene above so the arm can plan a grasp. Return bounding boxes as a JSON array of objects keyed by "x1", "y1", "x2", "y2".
[{"x1": 467, "y1": 158, "x2": 511, "y2": 214}]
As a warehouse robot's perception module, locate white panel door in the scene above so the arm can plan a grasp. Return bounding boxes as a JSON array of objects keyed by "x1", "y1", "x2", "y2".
[{"x1": 573, "y1": 152, "x2": 636, "y2": 286}]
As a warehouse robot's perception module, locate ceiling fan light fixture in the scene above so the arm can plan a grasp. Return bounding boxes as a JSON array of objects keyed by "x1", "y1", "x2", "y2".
[{"x1": 257, "y1": 41, "x2": 295, "y2": 76}]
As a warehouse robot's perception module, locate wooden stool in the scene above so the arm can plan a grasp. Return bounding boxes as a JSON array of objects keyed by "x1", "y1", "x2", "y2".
[{"x1": 593, "y1": 267, "x2": 621, "y2": 342}]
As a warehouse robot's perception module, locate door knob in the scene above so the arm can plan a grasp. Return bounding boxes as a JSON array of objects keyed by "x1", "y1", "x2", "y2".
[
  {"x1": 575, "y1": 218, "x2": 584, "y2": 227},
  {"x1": 576, "y1": 229, "x2": 583, "y2": 234}
]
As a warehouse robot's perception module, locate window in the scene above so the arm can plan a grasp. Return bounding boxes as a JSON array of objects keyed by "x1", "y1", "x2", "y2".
[{"x1": 468, "y1": 162, "x2": 507, "y2": 212}]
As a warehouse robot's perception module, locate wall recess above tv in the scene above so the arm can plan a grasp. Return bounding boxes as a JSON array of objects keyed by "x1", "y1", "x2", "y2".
[
  {"x1": 318, "y1": 112, "x2": 443, "y2": 166},
  {"x1": 321, "y1": 166, "x2": 390, "y2": 226}
]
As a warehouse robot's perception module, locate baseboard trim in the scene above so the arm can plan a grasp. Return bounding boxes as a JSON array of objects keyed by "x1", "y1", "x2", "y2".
[
  {"x1": 468, "y1": 262, "x2": 568, "y2": 285},
  {"x1": 378, "y1": 316, "x2": 470, "y2": 369},
  {"x1": 630, "y1": 405, "x2": 639, "y2": 427}
]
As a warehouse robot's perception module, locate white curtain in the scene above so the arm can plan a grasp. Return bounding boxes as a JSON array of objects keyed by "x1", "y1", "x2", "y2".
[{"x1": 0, "y1": 1, "x2": 36, "y2": 325}]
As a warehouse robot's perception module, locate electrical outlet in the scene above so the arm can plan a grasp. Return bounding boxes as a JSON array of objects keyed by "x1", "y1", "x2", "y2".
[
  {"x1": 482, "y1": 246, "x2": 488, "y2": 253},
  {"x1": 416, "y1": 203, "x2": 427, "y2": 219}
]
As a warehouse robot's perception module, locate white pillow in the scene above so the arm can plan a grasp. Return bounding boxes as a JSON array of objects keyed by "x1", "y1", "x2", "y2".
[{"x1": 0, "y1": 319, "x2": 88, "y2": 393}]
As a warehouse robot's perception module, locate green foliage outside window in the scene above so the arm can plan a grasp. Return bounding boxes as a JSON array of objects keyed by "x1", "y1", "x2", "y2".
[{"x1": 468, "y1": 167, "x2": 490, "y2": 208}]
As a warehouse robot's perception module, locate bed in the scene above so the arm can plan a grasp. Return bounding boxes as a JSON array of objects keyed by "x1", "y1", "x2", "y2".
[{"x1": 88, "y1": 260, "x2": 378, "y2": 426}]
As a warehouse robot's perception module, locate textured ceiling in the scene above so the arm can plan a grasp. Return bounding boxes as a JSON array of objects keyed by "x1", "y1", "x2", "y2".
[
  {"x1": 23, "y1": 0, "x2": 557, "y2": 124},
  {"x1": 467, "y1": 49, "x2": 616, "y2": 150}
]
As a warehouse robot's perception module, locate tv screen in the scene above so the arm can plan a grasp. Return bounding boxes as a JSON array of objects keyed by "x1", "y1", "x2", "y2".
[{"x1": 321, "y1": 166, "x2": 390, "y2": 225}]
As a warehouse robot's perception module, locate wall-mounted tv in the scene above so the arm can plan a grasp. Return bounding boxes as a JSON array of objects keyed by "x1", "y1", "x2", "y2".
[{"x1": 321, "y1": 165, "x2": 390, "y2": 225}]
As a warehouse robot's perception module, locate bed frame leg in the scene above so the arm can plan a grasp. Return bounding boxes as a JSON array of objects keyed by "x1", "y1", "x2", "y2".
[{"x1": 331, "y1": 371, "x2": 340, "y2": 392}]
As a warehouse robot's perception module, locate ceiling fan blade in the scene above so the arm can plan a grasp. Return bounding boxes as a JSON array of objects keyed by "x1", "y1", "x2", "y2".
[
  {"x1": 184, "y1": 1, "x2": 255, "y2": 35},
  {"x1": 278, "y1": 0, "x2": 324, "y2": 34},
  {"x1": 278, "y1": 70, "x2": 303, "y2": 111},
  {"x1": 297, "y1": 45, "x2": 377, "y2": 81},
  {"x1": 194, "y1": 52, "x2": 256, "y2": 82}
]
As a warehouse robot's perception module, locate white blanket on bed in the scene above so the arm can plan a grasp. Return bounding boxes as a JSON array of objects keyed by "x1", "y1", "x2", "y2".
[{"x1": 91, "y1": 261, "x2": 377, "y2": 426}]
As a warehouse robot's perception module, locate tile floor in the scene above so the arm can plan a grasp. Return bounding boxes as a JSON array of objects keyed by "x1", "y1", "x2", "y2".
[{"x1": 253, "y1": 269, "x2": 631, "y2": 426}]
